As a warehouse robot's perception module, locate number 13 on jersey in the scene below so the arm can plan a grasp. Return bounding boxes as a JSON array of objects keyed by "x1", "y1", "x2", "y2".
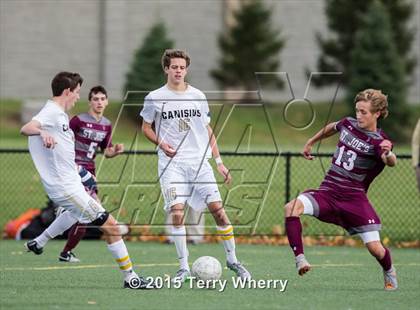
[{"x1": 335, "y1": 145, "x2": 357, "y2": 171}]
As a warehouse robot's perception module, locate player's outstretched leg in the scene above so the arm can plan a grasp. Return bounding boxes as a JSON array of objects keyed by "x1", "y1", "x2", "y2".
[
  {"x1": 284, "y1": 199, "x2": 311, "y2": 276},
  {"x1": 365, "y1": 240, "x2": 398, "y2": 291},
  {"x1": 25, "y1": 211, "x2": 78, "y2": 255},
  {"x1": 98, "y1": 213, "x2": 157, "y2": 289},
  {"x1": 170, "y1": 204, "x2": 191, "y2": 283},
  {"x1": 59, "y1": 223, "x2": 86, "y2": 263},
  {"x1": 208, "y1": 202, "x2": 251, "y2": 280}
]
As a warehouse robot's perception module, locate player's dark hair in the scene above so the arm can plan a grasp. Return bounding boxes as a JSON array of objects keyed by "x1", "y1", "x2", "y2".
[
  {"x1": 161, "y1": 49, "x2": 190, "y2": 70},
  {"x1": 88, "y1": 85, "x2": 108, "y2": 101},
  {"x1": 354, "y1": 89, "x2": 389, "y2": 119},
  {"x1": 51, "y1": 72, "x2": 83, "y2": 96}
]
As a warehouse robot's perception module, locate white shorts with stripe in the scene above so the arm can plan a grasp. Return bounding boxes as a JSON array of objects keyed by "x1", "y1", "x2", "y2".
[
  {"x1": 52, "y1": 185, "x2": 106, "y2": 224},
  {"x1": 158, "y1": 159, "x2": 222, "y2": 212}
]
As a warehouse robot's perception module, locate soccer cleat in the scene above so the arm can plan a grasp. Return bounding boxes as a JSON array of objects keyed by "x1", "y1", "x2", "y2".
[
  {"x1": 24, "y1": 240, "x2": 43, "y2": 255},
  {"x1": 123, "y1": 276, "x2": 157, "y2": 290},
  {"x1": 227, "y1": 261, "x2": 251, "y2": 280},
  {"x1": 59, "y1": 251, "x2": 81, "y2": 263},
  {"x1": 295, "y1": 254, "x2": 311, "y2": 276},
  {"x1": 172, "y1": 268, "x2": 191, "y2": 283},
  {"x1": 383, "y1": 266, "x2": 398, "y2": 291}
]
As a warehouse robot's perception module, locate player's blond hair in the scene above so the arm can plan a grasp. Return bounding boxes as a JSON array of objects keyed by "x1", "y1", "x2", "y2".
[
  {"x1": 161, "y1": 49, "x2": 190, "y2": 70},
  {"x1": 354, "y1": 89, "x2": 389, "y2": 119}
]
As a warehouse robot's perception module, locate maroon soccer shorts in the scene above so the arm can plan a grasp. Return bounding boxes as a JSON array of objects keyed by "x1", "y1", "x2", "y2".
[{"x1": 298, "y1": 188, "x2": 381, "y2": 235}]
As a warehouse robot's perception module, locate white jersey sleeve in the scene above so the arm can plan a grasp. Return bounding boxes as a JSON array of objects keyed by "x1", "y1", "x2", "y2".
[
  {"x1": 28, "y1": 100, "x2": 82, "y2": 199},
  {"x1": 140, "y1": 94, "x2": 157, "y2": 124},
  {"x1": 202, "y1": 95, "x2": 211, "y2": 125},
  {"x1": 32, "y1": 105, "x2": 55, "y2": 129}
]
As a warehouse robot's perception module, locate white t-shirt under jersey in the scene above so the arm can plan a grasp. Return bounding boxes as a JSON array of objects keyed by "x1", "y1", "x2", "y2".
[
  {"x1": 140, "y1": 84, "x2": 212, "y2": 163},
  {"x1": 28, "y1": 100, "x2": 82, "y2": 199}
]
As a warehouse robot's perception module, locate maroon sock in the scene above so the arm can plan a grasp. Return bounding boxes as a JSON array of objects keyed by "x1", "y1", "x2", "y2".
[
  {"x1": 62, "y1": 224, "x2": 87, "y2": 254},
  {"x1": 376, "y1": 247, "x2": 392, "y2": 271},
  {"x1": 285, "y1": 216, "x2": 304, "y2": 257}
]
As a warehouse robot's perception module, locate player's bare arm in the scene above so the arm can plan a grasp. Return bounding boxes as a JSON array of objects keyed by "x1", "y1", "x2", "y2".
[
  {"x1": 20, "y1": 120, "x2": 56, "y2": 149},
  {"x1": 142, "y1": 121, "x2": 176, "y2": 157},
  {"x1": 302, "y1": 122, "x2": 338, "y2": 160},
  {"x1": 380, "y1": 139, "x2": 397, "y2": 167},
  {"x1": 104, "y1": 143, "x2": 124, "y2": 158},
  {"x1": 207, "y1": 125, "x2": 231, "y2": 184}
]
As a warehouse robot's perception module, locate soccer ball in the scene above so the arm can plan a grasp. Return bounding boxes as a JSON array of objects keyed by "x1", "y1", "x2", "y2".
[{"x1": 191, "y1": 256, "x2": 222, "y2": 281}]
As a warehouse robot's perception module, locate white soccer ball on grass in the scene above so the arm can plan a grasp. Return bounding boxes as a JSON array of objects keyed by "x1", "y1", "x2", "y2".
[{"x1": 191, "y1": 256, "x2": 222, "y2": 281}]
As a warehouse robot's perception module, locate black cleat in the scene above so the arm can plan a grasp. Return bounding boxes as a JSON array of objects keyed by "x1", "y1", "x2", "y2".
[
  {"x1": 25, "y1": 240, "x2": 43, "y2": 255},
  {"x1": 123, "y1": 276, "x2": 158, "y2": 290},
  {"x1": 59, "y1": 251, "x2": 81, "y2": 263}
]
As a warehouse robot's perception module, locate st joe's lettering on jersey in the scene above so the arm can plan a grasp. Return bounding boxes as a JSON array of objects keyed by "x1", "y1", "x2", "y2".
[
  {"x1": 339, "y1": 129, "x2": 370, "y2": 153},
  {"x1": 81, "y1": 128, "x2": 107, "y2": 142}
]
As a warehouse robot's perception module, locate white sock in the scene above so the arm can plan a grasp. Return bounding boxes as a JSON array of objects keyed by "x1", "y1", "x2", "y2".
[
  {"x1": 217, "y1": 225, "x2": 238, "y2": 264},
  {"x1": 107, "y1": 239, "x2": 136, "y2": 281},
  {"x1": 35, "y1": 211, "x2": 77, "y2": 247},
  {"x1": 172, "y1": 226, "x2": 189, "y2": 270}
]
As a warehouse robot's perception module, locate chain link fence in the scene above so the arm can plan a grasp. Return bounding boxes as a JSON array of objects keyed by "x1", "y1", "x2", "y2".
[{"x1": 0, "y1": 149, "x2": 418, "y2": 242}]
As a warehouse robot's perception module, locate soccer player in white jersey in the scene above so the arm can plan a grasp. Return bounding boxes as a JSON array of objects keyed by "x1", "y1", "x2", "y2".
[
  {"x1": 140, "y1": 49, "x2": 251, "y2": 282},
  {"x1": 21, "y1": 72, "x2": 155, "y2": 289}
]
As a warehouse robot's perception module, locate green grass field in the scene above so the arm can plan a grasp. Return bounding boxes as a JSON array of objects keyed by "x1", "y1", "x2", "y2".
[{"x1": 0, "y1": 240, "x2": 419, "y2": 309}]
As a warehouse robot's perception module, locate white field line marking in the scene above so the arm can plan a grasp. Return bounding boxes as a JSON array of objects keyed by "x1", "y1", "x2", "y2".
[
  {"x1": 2, "y1": 262, "x2": 179, "y2": 271},
  {"x1": 311, "y1": 262, "x2": 420, "y2": 268},
  {"x1": 2, "y1": 262, "x2": 419, "y2": 272}
]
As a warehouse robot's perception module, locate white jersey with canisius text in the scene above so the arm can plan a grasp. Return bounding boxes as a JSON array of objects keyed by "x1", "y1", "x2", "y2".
[
  {"x1": 28, "y1": 100, "x2": 83, "y2": 199},
  {"x1": 140, "y1": 84, "x2": 212, "y2": 164}
]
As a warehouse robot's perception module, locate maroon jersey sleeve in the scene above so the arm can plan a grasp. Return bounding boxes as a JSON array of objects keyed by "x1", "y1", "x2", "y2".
[
  {"x1": 69, "y1": 115, "x2": 80, "y2": 134},
  {"x1": 334, "y1": 117, "x2": 347, "y2": 132},
  {"x1": 373, "y1": 130, "x2": 392, "y2": 159},
  {"x1": 99, "y1": 124, "x2": 113, "y2": 150}
]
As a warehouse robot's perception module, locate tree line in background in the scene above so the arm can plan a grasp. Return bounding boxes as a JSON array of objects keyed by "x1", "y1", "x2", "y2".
[{"x1": 124, "y1": 0, "x2": 416, "y2": 141}]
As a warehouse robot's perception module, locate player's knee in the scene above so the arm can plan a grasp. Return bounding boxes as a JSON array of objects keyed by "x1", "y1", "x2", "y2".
[
  {"x1": 212, "y1": 208, "x2": 228, "y2": 226},
  {"x1": 171, "y1": 208, "x2": 184, "y2": 226},
  {"x1": 284, "y1": 200, "x2": 302, "y2": 217},
  {"x1": 172, "y1": 215, "x2": 184, "y2": 227},
  {"x1": 98, "y1": 214, "x2": 120, "y2": 235},
  {"x1": 366, "y1": 241, "x2": 385, "y2": 258}
]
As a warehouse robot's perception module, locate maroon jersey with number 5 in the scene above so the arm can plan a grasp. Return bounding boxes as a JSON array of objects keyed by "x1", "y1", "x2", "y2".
[{"x1": 69, "y1": 113, "x2": 113, "y2": 175}]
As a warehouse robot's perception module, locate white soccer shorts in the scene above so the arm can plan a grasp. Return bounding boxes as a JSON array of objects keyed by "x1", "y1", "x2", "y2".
[
  {"x1": 52, "y1": 186, "x2": 106, "y2": 224},
  {"x1": 158, "y1": 159, "x2": 222, "y2": 211}
]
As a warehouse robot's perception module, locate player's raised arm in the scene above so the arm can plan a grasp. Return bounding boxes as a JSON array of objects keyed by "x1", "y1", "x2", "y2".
[
  {"x1": 141, "y1": 121, "x2": 176, "y2": 157},
  {"x1": 104, "y1": 144, "x2": 124, "y2": 158},
  {"x1": 380, "y1": 139, "x2": 397, "y2": 167},
  {"x1": 207, "y1": 125, "x2": 231, "y2": 184},
  {"x1": 20, "y1": 120, "x2": 56, "y2": 148},
  {"x1": 20, "y1": 119, "x2": 42, "y2": 136},
  {"x1": 302, "y1": 122, "x2": 338, "y2": 160}
]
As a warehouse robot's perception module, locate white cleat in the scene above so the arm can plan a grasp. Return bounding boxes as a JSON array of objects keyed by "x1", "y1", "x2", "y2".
[
  {"x1": 172, "y1": 268, "x2": 191, "y2": 283},
  {"x1": 296, "y1": 254, "x2": 311, "y2": 276},
  {"x1": 227, "y1": 261, "x2": 251, "y2": 280},
  {"x1": 383, "y1": 266, "x2": 398, "y2": 291}
]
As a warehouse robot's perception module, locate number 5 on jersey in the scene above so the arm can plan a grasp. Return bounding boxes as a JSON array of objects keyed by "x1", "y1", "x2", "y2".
[{"x1": 87, "y1": 142, "x2": 98, "y2": 159}]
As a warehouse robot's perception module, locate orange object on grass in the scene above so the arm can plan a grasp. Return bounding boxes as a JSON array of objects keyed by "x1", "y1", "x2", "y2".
[{"x1": 4, "y1": 208, "x2": 41, "y2": 239}]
